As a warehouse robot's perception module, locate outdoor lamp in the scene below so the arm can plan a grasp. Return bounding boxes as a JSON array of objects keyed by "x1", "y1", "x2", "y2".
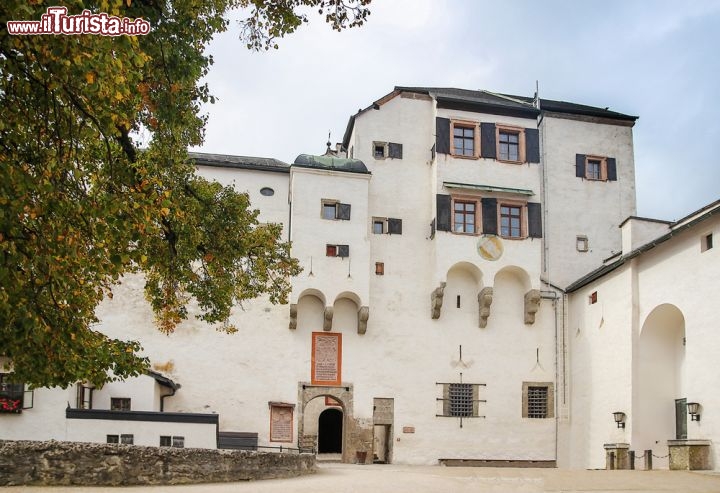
[
  {"x1": 687, "y1": 402, "x2": 701, "y2": 421},
  {"x1": 613, "y1": 411, "x2": 626, "y2": 429}
]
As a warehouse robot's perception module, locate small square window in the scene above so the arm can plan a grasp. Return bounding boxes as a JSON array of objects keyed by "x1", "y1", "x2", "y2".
[
  {"x1": 0, "y1": 374, "x2": 25, "y2": 413},
  {"x1": 172, "y1": 436, "x2": 185, "y2": 448},
  {"x1": 321, "y1": 201, "x2": 351, "y2": 220},
  {"x1": 576, "y1": 235, "x2": 589, "y2": 252},
  {"x1": 589, "y1": 291, "x2": 598, "y2": 304},
  {"x1": 373, "y1": 220, "x2": 385, "y2": 234},
  {"x1": 322, "y1": 203, "x2": 337, "y2": 220},
  {"x1": 160, "y1": 435, "x2": 171, "y2": 447},
  {"x1": 373, "y1": 142, "x2": 387, "y2": 159},
  {"x1": 701, "y1": 233, "x2": 713, "y2": 252},
  {"x1": 584, "y1": 156, "x2": 607, "y2": 181},
  {"x1": 120, "y1": 434, "x2": 134, "y2": 445},
  {"x1": 107, "y1": 435, "x2": 119, "y2": 444},
  {"x1": 587, "y1": 159, "x2": 602, "y2": 180},
  {"x1": 326, "y1": 244, "x2": 337, "y2": 257},
  {"x1": 375, "y1": 262, "x2": 384, "y2": 275},
  {"x1": 110, "y1": 398, "x2": 131, "y2": 411}
]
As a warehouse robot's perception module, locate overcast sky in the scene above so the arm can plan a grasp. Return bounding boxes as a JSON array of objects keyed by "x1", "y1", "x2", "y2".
[{"x1": 194, "y1": 0, "x2": 720, "y2": 220}]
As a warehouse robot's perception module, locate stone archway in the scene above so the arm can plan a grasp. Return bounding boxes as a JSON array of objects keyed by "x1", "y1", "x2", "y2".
[
  {"x1": 297, "y1": 383, "x2": 368, "y2": 463},
  {"x1": 633, "y1": 304, "x2": 686, "y2": 469}
]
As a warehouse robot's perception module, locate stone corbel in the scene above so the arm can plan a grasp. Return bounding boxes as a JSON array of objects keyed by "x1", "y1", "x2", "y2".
[
  {"x1": 524, "y1": 289, "x2": 541, "y2": 324},
  {"x1": 323, "y1": 306, "x2": 334, "y2": 331},
  {"x1": 431, "y1": 282, "x2": 446, "y2": 319},
  {"x1": 478, "y1": 287, "x2": 493, "y2": 328},
  {"x1": 357, "y1": 306, "x2": 369, "y2": 334},
  {"x1": 288, "y1": 304, "x2": 298, "y2": 330}
]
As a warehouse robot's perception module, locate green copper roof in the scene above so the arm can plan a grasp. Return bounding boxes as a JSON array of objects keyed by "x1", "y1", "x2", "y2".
[
  {"x1": 293, "y1": 154, "x2": 370, "y2": 174},
  {"x1": 443, "y1": 181, "x2": 534, "y2": 196}
]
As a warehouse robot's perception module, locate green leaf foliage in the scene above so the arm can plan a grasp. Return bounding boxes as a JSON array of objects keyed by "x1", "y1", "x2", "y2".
[{"x1": 0, "y1": 0, "x2": 370, "y2": 388}]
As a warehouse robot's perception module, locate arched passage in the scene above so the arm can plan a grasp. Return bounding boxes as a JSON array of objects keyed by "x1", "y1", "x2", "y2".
[
  {"x1": 298, "y1": 384, "x2": 354, "y2": 462},
  {"x1": 633, "y1": 304, "x2": 686, "y2": 468},
  {"x1": 318, "y1": 408, "x2": 343, "y2": 453}
]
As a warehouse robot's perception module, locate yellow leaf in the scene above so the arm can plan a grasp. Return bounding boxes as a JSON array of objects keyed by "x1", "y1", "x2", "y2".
[
  {"x1": 85, "y1": 72, "x2": 95, "y2": 84},
  {"x1": 160, "y1": 207, "x2": 170, "y2": 216}
]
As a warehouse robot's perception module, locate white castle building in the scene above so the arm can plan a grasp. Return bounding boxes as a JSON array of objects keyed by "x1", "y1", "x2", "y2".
[{"x1": 1, "y1": 86, "x2": 717, "y2": 470}]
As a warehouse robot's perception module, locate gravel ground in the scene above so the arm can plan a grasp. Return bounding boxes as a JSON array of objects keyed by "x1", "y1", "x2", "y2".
[{"x1": 5, "y1": 462, "x2": 720, "y2": 493}]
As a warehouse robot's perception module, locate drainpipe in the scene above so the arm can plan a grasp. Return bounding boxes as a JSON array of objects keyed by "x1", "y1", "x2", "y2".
[{"x1": 160, "y1": 387, "x2": 177, "y2": 412}]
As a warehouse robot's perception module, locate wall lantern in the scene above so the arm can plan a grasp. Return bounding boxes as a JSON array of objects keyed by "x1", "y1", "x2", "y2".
[
  {"x1": 687, "y1": 402, "x2": 701, "y2": 421},
  {"x1": 613, "y1": 411, "x2": 626, "y2": 429}
]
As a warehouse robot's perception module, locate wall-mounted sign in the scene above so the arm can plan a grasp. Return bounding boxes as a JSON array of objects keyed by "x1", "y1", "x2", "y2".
[
  {"x1": 269, "y1": 404, "x2": 294, "y2": 442},
  {"x1": 311, "y1": 332, "x2": 342, "y2": 386}
]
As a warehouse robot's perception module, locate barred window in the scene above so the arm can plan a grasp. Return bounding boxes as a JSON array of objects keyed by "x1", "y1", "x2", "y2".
[
  {"x1": 527, "y1": 387, "x2": 548, "y2": 418},
  {"x1": 522, "y1": 382, "x2": 554, "y2": 419},
  {"x1": 449, "y1": 383, "x2": 473, "y2": 417},
  {"x1": 437, "y1": 382, "x2": 485, "y2": 418}
]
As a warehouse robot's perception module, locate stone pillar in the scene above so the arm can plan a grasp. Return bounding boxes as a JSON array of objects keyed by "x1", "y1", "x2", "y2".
[
  {"x1": 604, "y1": 443, "x2": 630, "y2": 470},
  {"x1": 667, "y1": 439, "x2": 712, "y2": 470}
]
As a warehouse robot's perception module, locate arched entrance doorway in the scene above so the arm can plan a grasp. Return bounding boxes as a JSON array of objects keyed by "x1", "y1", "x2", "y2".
[
  {"x1": 633, "y1": 304, "x2": 686, "y2": 469},
  {"x1": 318, "y1": 408, "x2": 343, "y2": 453},
  {"x1": 298, "y1": 384, "x2": 354, "y2": 462}
]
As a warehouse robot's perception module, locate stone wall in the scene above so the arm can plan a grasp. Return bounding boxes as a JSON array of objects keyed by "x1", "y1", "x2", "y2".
[{"x1": 0, "y1": 440, "x2": 316, "y2": 486}]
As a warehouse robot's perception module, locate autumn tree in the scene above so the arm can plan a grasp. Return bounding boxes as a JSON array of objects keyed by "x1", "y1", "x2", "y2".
[{"x1": 0, "y1": 0, "x2": 371, "y2": 388}]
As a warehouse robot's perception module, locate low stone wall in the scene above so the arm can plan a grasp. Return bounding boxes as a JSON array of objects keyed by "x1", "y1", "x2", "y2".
[{"x1": 0, "y1": 440, "x2": 316, "y2": 486}]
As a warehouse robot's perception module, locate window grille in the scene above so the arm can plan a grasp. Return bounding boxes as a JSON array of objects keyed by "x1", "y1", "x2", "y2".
[
  {"x1": 449, "y1": 383, "x2": 474, "y2": 417},
  {"x1": 527, "y1": 386, "x2": 548, "y2": 418}
]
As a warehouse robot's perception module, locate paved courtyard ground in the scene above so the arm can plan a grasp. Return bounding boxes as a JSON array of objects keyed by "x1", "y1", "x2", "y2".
[{"x1": 5, "y1": 463, "x2": 720, "y2": 493}]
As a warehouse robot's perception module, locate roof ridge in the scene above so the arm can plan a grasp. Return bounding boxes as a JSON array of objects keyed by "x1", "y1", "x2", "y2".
[{"x1": 480, "y1": 89, "x2": 536, "y2": 108}]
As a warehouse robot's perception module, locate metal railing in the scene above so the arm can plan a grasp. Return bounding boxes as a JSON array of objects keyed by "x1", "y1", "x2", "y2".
[{"x1": 232, "y1": 444, "x2": 315, "y2": 454}]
